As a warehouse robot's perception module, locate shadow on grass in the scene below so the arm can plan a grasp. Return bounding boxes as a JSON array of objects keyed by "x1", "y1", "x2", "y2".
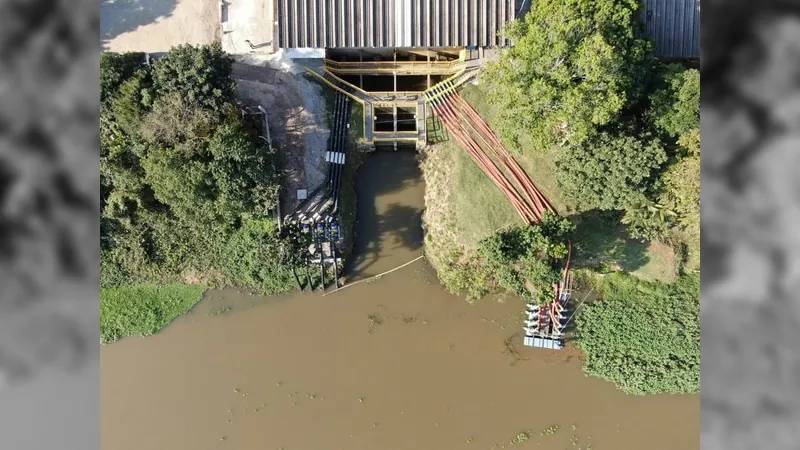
[
  {"x1": 426, "y1": 114, "x2": 449, "y2": 144},
  {"x1": 569, "y1": 209, "x2": 650, "y2": 273}
]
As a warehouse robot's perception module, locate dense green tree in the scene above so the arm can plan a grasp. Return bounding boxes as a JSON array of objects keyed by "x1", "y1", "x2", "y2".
[
  {"x1": 110, "y1": 71, "x2": 150, "y2": 137},
  {"x1": 575, "y1": 273, "x2": 700, "y2": 395},
  {"x1": 482, "y1": 0, "x2": 653, "y2": 151},
  {"x1": 649, "y1": 66, "x2": 700, "y2": 141},
  {"x1": 151, "y1": 42, "x2": 235, "y2": 111},
  {"x1": 100, "y1": 45, "x2": 290, "y2": 293},
  {"x1": 645, "y1": 65, "x2": 700, "y2": 262},
  {"x1": 659, "y1": 156, "x2": 700, "y2": 228},
  {"x1": 556, "y1": 131, "x2": 667, "y2": 211},
  {"x1": 100, "y1": 51, "x2": 145, "y2": 104},
  {"x1": 477, "y1": 213, "x2": 574, "y2": 304},
  {"x1": 621, "y1": 196, "x2": 677, "y2": 240}
]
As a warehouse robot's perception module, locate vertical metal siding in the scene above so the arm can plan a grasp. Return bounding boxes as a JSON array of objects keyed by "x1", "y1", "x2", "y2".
[
  {"x1": 277, "y1": 0, "x2": 517, "y2": 48},
  {"x1": 641, "y1": 0, "x2": 700, "y2": 58}
]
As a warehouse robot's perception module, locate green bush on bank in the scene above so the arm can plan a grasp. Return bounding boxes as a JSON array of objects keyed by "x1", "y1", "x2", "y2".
[
  {"x1": 574, "y1": 272, "x2": 700, "y2": 395},
  {"x1": 100, "y1": 284, "x2": 207, "y2": 343},
  {"x1": 100, "y1": 44, "x2": 301, "y2": 340},
  {"x1": 101, "y1": 44, "x2": 295, "y2": 293},
  {"x1": 476, "y1": 213, "x2": 575, "y2": 304}
]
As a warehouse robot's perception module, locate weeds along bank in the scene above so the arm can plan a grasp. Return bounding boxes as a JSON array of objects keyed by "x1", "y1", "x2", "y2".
[
  {"x1": 100, "y1": 44, "x2": 299, "y2": 343},
  {"x1": 419, "y1": 0, "x2": 700, "y2": 394},
  {"x1": 100, "y1": 44, "x2": 371, "y2": 343},
  {"x1": 421, "y1": 0, "x2": 700, "y2": 302}
]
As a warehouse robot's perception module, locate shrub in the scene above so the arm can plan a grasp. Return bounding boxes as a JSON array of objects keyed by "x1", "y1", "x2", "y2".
[
  {"x1": 556, "y1": 130, "x2": 667, "y2": 211},
  {"x1": 574, "y1": 272, "x2": 700, "y2": 394},
  {"x1": 100, "y1": 45, "x2": 289, "y2": 297},
  {"x1": 476, "y1": 213, "x2": 575, "y2": 304}
]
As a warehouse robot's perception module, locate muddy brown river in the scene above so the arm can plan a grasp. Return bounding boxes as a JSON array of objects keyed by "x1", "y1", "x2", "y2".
[{"x1": 101, "y1": 152, "x2": 699, "y2": 450}]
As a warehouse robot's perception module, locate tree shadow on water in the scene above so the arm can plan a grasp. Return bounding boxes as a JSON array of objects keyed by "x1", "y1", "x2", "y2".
[
  {"x1": 380, "y1": 203, "x2": 424, "y2": 251},
  {"x1": 568, "y1": 209, "x2": 650, "y2": 273},
  {"x1": 100, "y1": 0, "x2": 177, "y2": 49},
  {"x1": 346, "y1": 151, "x2": 424, "y2": 280}
]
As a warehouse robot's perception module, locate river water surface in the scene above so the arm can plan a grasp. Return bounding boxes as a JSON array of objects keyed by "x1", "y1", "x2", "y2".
[{"x1": 101, "y1": 152, "x2": 699, "y2": 450}]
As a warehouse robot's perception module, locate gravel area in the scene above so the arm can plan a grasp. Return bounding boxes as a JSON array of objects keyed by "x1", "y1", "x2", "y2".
[{"x1": 232, "y1": 61, "x2": 329, "y2": 210}]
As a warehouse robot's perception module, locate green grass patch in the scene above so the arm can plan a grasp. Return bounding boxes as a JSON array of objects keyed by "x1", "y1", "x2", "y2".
[
  {"x1": 460, "y1": 84, "x2": 677, "y2": 279},
  {"x1": 350, "y1": 99, "x2": 365, "y2": 143},
  {"x1": 100, "y1": 284, "x2": 206, "y2": 344},
  {"x1": 450, "y1": 139, "x2": 520, "y2": 247},
  {"x1": 422, "y1": 84, "x2": 681, "y2": 302}
]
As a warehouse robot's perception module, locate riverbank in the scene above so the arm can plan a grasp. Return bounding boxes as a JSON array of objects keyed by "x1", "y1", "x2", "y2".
[
  {"x1": 100, "y1": 284, "x2": 206, "y2": 344},
  {"x1": 420, "y1": 84, "x2": 685, "y2": 303},
  {"x1": 101, "y1": 150, "x2": 700, "y2": 450}
]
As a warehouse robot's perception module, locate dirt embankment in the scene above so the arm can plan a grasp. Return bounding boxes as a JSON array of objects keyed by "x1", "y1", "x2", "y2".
[
  {"x1": 419, "y1": 144, "x2": 478, "y2": 297},
  {"x1": 232, "y1": 63, "x2": 329, "y2": 210}
]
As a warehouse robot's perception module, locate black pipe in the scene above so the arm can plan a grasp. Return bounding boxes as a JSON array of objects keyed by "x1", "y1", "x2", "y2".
[
  {"x1": 303, "y1": 91, "x2": 346, "y2": 219},
  {"x1": 288, "y1": 91, "x2": 345, "y2": 219},
  {"x1": 292, "y1": 267, "x2": 303, "y2": 290},
  {"x1": 332, "y1": 241, "x2": 339, "y2": 289},
  {"x1": 327, "y1": 91, "x2": 350, "y2": 216},
  {"x1": 319, "y1": 252, "x2": 326, "y2": 291},
  {"x1": 305, "y1": 257, "x2": 313, "y2": 290},
  {"x1": 329, "y1": 94, "x2": 347, "y2": 214}
]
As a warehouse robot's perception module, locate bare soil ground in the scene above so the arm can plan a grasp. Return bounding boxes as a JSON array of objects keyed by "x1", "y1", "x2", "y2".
[
  {"x1": 100, "y1": 0, "x2": 218, "y2": 52},
  {"x1": 232, "y1": 63, "x2": 329, "y2": 210}
]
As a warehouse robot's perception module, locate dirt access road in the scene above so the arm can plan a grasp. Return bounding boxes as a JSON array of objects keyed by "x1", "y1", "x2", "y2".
[
  {"x1": 100, "y1": 0, "x2": 218, "y2": 52},
  {"x1": 232, "y1": 62, "x2": 330, "y2": 211}
]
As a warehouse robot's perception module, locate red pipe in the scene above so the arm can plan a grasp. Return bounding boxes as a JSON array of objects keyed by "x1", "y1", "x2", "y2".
[
  {"x1": 452, "y1": 94, "x2": 556, "y2": 216},
  {"x1": 445, "y1": 95, "x2": 545, "y2": 220},
  {"x1": 435, "y1": 98, "x2": 540, "y2": 223},
  {"x1": 432, "y1": 100, "x2": 537, "y2": 223}
]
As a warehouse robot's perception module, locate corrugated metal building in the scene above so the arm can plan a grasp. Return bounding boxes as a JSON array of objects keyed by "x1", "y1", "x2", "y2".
[
  {"x1": 275, "y1": 0, "x2": 519, "y2": 48},
  {"x1": 640, "y1": 0, "x2": 700, "y2": 59},
  {"x1": 275, "y1": 0, "x2": 699, "y2": 56}
]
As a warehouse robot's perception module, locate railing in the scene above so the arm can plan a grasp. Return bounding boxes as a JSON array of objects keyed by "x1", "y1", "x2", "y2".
[
  {"x1": 324, "y1": 58, "x2": 466, "y2": 74},
  {"x1": 372, "y1": 101, "x2": 419, "y2": 108},
  {"x1": 304, "y1": 67, "x2": 365, "y2": 105},
  {"x1": 370, "y1": 91, "x2": 425, "y2": 98},
  {"x1": 320, "y1": 68, "x2": 372, "y2": 98},
  {"x1": 422, "y1": 69, "x2": 467, "y2": 102}
]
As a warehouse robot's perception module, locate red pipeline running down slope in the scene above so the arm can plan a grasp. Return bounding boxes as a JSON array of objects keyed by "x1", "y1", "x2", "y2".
[
  {"x1": 450, "y1": 94, "x2": 555, "y2": 216},
  {"x1": 430, "y1": 91, "x2": 555, "y2": 224},
  {"x1": 430, "y1": 96, "x2": 539, "y2": 223}
]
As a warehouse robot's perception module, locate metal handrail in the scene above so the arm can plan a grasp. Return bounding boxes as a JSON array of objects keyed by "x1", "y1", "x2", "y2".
[
  {"x1": 323, "y1": 58, "x2": 464, "y2": 68},
  {"x1": 320, "y1": 67, "x2": 372, "y2": 97}
]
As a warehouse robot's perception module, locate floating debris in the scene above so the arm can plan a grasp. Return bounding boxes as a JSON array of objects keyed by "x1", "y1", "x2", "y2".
[
  {"x1": 510, "y1": 431, "x2": 531, "y2": 445},
  {"x1": 540, "y1": 425, "x2": 559, "y2": 436}
]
